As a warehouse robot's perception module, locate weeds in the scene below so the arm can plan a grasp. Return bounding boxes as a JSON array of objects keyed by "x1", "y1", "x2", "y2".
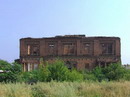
[{"x1": 1, "y1": 81, "x2": 130, "y2": 97}]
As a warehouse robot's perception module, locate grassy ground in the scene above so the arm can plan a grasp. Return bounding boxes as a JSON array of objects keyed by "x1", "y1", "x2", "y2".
[{"x1": 0, "y1": 81, "x2": 130, "y2": 97}]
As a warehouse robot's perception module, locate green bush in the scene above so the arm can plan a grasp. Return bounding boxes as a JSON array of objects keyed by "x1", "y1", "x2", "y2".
[
  {"x1": 103, "y1": 63, "x2": 125, "y2": 81},
  {"x1": 31, "y1": 66, "x2": 50, "y2": 82},
  {"x1": 1, "y1": 59, "x2": 129, "y2": 82},
  {"x1": 67, "y1": 69, "x2": 83, "y2": 81},
  {"x1": 82, "y1": 70, "x2": 97, "y2": 81},
  {"x1": 47, "y1": 59, "x2": 69, "y2": 81},
  {"x1": 0, "y1": 60, "x2": 22, "y2": 82},
  {"x1": 46, "y1": 59, "x2": 84, "y2": 82},
  {"x1": 92, "y1": 67, "x2": 106, "y2": 82},
  {"x1": 19, "y1": 62, "x2": 128, "y2": 82},
  {"x1": 82, "y1": 63, "x2": 126, "y2": 82},
  {"x1": 19, "y1": 66, "x2": 50, "y2": 83},
  {"x1": 123, "y1": 69, "x2": 130, "y2": 81}
]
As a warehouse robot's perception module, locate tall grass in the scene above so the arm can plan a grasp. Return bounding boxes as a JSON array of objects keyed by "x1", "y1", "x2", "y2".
[{"x1": 0, "y1": 81, "x2": 130, "y2": 97}]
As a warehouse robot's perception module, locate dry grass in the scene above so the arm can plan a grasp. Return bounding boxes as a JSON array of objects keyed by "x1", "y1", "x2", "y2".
[{"x1": 0, "y1": 81, "x2": 130, "y2": 97}]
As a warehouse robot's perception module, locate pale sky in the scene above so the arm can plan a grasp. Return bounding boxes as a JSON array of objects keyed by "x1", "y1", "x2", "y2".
[{"x1": 0, "y1": 0, "x2": 130, "y2": 64}]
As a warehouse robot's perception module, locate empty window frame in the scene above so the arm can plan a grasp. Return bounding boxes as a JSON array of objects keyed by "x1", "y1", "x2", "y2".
[
  {"x1": 63, "y1": 43, "x2": 75, "y2": 55},
  {"x1": 27, "y1": 45, "x2": 31, "y2": 55},
  {"x1": 101, "y1": 43, "x2": 113, "y2": 54},
  {"x1": 32, "y1": 46, "x2": 39, "y2": 55},
  {"x1": 48, "y1": 43, "x2": 56, "y2": 55},
  {"x1": 84, "y1": 43, "x2": 90, "y2": 54},
  {"x1": 27, "y1": 45, "x2": 39, "y2": 55}
]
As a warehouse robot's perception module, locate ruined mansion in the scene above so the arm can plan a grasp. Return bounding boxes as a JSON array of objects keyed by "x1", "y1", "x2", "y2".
[{"x1": 20, "y1": 35, "x2": 121, "y2": 71}]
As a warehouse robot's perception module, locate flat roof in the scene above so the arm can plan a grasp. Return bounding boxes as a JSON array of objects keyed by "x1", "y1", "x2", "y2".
[{"x1": 20, "y1": 35, "x2": 120, "y2": 40}]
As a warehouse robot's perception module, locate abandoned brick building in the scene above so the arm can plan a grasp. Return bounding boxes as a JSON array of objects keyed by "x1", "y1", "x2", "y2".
[{"x1": 20, "y1": 35, "x2": 121, "y2": 71}]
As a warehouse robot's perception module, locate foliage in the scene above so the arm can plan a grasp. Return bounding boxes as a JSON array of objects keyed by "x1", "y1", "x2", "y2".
[
  {"x1": 92, "y1": 67, "x2": 106, "y2": 81},
  {"x1": 103, "y1": 63, "x2": 125, "y2": 81},
  {"x1": 19, "y1": 66, "x2": 50, "y2": 83},
  {"x1": 123, "y1": 69, "x2": 130, "y2": 81},
  {"x1": 11, "y1": 62, "x2": 22, "y2": 82},
  {"x1": 1, "y1": 81, "x2": 130, "y2": 97},
  {"x1": 11, "y1": 62, "x2": 22, "y2": 74},
  {"x1": 82, "y1": 70, "x2": 97, "y2": 81},
  {"x1": 32, "y1": 86, "x2": 46, "y2": 97},
  {"x1": 67, "y1": 69, "x2": 83, "y2": 82},
  {"x1": 30, "y1": 66, "x2": 50, "y2": 82},
  {"x1": 0, "y1": 60, "x2": 22, "y2": 82},
  {"x1": 47, "y1": 59, "x2": 70, "y2": 81},
  {"x1": 0, "y1": 60, "x2": 12, "y2": 71},
  {"x1": 0, "y1": 59, "x2": 129, "y2": 82},
  {"x1": 20, "y1": 59, "x2": 83, "y2": 82},
  {"x1": 47, "y1": 59, "x2": 83, "y2": 82},
  {"x1": 82, "y1": 63, "x2": 126, "y2": 81}
]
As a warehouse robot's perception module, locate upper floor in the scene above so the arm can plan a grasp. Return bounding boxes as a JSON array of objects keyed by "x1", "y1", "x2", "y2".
[{"x1": 20, "y1": 35, "x2": 120, "y2": 58}]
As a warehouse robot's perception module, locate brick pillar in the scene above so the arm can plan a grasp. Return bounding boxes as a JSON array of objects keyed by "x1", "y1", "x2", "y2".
[
  {"x1": 20, "y1": 40, "x2": 26, "y2": 56},
  {"x1": 115, "y1": 39, "x2": 121, "y2": 56},
  {"x1": 93, "y1": 40, "x2": 101, "y2": 56},
  {"x1": 77, "y1": 40, "x2": 80, "y2": 55},
  {"x1": 58, "y1": 40, "x2": 62, "y2": 55},
  {"x1": 40, "y1": 40, "x2": 46, "y2": 56}
]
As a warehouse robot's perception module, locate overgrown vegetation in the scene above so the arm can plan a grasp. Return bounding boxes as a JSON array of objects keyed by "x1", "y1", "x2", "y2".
[
  {"x1": 1, "y1": 59, "x2": 130, "y2": 96},
  {"x1": 1, "y1": 81, "x2": 130, "y2": 97},
  {"x1": 0, "y1": 60, "x2": 22, "y2": 82},
  {"x1": 0, "y1": 59, "x2": 130, "y2": 83}
]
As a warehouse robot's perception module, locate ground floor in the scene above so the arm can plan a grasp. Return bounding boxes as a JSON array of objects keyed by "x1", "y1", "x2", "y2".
[{"x1": 20, "y1": 55, "x2": 120, "y2": 72}]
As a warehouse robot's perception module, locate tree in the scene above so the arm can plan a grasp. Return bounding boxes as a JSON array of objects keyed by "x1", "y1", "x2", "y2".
[
  {"x1": 103, "y1": 63, "x2": 125, "y2": 81},
  {"x1": 0, "y1": 60, "x2": 12, "y2": 71},
  {"x1": 92, "y1": 67, "x2": 105, "y2": 82},
  {"x1": 47, "y1": 59, "x2": 69, "y2": 81},
  {"x1": 29, "y1": 65, "x2": 50, "y2": 82},
  {"x1": 0, "y1": 60, "x2": 22, "y2": 82},
  {"x1": 11, "y1": 62, "x2": 22, "y2": 82},
  {"x1": 123, "y1": 69, "x2": 130, "y2": 81},
  {"x1": 67, "y1": 69, "x2": 83, "y2": 81}
]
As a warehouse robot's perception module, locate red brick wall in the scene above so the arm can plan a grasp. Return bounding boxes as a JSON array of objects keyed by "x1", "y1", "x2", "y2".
[{"x1": 20, "y1": 35, "x2": 121, "y2": 71}]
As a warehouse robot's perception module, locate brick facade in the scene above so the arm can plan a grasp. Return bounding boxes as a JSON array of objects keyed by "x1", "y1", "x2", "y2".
[{"x1": 20, "y1": 35, "x2": 121, "y2": 71}]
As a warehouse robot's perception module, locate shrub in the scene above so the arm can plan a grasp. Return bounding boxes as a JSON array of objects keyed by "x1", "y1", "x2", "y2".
[
  {"x1": 82, "y1": 70, "x2": 97, "y2": 81},
  {"x1": 31, "y1": 66, "x2": 50, "y2": 82},
  {"x1": 0, "y1": 60, "x2": 22, "y2": 82},
  {"x1": 47, "y1": 59, "x2": 69, "y2": 81},
  {"x1": 19, "y1": 59, "x2": 83, "y2": 82},
  {"x1": 1, "y1": 59, "x2": 128, "y2": 82},
  {"x1": 123, "y1": 69, "x2": 130, "y2": 81},
  {"x1": 92, "y1": 67, "x2": 106, "y2": 82},
  {"x1": 103, "y1": 63, "x2": 125, "y2": 81},
  {"x1": 67, "y1": 69, "x2": 83, "y2": 82},
  {"x1": 19, "y1": 67, "x2": 50, "y2": 83}
]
